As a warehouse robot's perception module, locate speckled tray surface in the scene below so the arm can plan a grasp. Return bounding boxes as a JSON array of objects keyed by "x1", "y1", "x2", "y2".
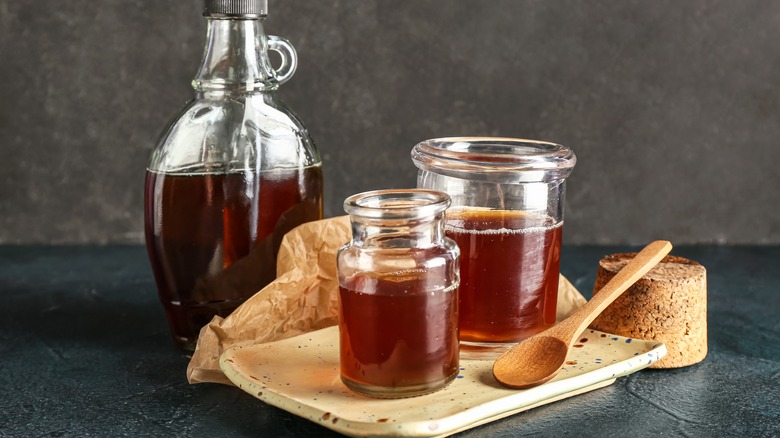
[{"x1": 220, "y1": 326, "x2": 666, "y2": 437}]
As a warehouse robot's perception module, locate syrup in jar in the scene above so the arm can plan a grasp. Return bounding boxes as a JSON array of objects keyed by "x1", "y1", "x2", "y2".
[
  {"x1": 339, "y1": 269, "x2": 458, "y2": 393},
  {"x1": 445, "y1": 208, "x2": 561, "y2": 343},
  {"x1": 337, "y1": 189, "x2": 460, "y2": 398},
  {"x1": 413, "y1": 137, "x2": 575, "y2": 358}
]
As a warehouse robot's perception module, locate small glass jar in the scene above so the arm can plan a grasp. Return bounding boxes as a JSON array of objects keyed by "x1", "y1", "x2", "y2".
[
  {"x1": 337, "y1": 189, "x2": 460, "y2": 398},
  {"x1": 412, "y1": 137, "x2": 576, "y2": 359}
]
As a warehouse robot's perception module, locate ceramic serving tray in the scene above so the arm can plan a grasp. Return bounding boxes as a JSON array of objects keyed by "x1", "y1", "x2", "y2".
[{"x1": 220, "y1": 326, "x2": 665, "y2": 437}]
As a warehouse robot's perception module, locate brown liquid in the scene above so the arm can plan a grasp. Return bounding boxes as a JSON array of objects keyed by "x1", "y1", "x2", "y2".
[
  {"x1": 446, "y1": 209, "x2": 562, "y2": 343},
  {"x1": 144, "y1": 165, "x2": 323, "y2": 349},
  {"x1": 339, "y1": 270, "x2": 458, "y2": 396}
]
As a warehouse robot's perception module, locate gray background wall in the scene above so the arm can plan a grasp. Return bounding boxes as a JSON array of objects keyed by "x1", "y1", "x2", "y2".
[{"x1": 1, "y1": 0, "x2": 778, "y2": 245}]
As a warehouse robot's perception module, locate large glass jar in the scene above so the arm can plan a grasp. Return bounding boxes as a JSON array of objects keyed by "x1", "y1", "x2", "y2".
[
  {"x1": 144, "y1": 0, "x2": 323, "y2": 350},
  {"x1": 412, "y1": 137, "x2": 576, "y2": 359},
  {"x1": 337, "y1": 189, "x2": 460, "y2": 398}
]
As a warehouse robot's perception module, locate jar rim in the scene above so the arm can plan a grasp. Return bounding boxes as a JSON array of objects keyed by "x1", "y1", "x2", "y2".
[
  {"x1": 411, "y1": 137, "x2": 576, "y2": 183},
  {"x1": 344, "y1": 189, "x2": 451, "y2": 220}
]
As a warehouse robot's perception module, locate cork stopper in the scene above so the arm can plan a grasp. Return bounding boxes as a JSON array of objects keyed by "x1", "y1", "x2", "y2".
[{"x1": 590, "y1": 254, "x2": 707, "y2": 368}]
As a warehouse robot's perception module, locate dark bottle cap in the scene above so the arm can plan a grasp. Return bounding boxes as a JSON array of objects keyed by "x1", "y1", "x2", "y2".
[{"x1": 204, "y1": 0, "x2": 268, "y2": 18}]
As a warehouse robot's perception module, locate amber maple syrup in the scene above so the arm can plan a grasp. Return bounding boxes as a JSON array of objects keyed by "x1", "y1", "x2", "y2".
[
  {"x1": 338, "y1": 269, "x2": 459, "y2": 396},
  {"x1": 144, "y1": 165, "x2": 322, "y2": 349},
  {"x1": 445, "y1": 208, "x2": 561, "y2": 345}
]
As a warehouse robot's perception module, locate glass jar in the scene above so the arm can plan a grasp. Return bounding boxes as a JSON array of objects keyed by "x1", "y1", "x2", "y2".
[
  {"x1": 144, "y1": 0, "x2": 323, "y2": 350},
  {"x1": 412, "y1": 137, "x2": 576, "y2": 359},
  {"x1": 337, "y1": 189, "x2": 460, "y2": 398}
]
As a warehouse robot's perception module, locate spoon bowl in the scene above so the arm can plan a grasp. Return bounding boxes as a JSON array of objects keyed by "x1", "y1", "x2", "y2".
[
  {"x1": 492, "y1": 240, "x2": 672, "y2": 389},
  {"x1": 493, "y1": 336, "x2": 569, "y2": 388}
]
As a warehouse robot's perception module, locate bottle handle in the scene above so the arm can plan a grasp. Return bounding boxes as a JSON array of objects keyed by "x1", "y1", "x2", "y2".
[{"x1": 267, "y1": 35, "x2": 298, "y2": 85}]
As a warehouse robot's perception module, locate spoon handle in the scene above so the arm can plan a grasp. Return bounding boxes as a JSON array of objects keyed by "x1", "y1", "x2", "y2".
[{"x1": 552, "y1": 240, "x2": 672, "y2": 345}]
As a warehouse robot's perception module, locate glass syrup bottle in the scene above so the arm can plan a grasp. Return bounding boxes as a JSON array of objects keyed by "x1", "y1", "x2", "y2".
[{"x1": 144, "y1": 0, "x2": 323, "y2": 350}]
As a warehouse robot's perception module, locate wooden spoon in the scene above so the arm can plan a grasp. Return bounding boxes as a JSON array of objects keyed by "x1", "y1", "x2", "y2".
[{"x1": 492, "y1": 240, "x2": 672, "y2": 389}]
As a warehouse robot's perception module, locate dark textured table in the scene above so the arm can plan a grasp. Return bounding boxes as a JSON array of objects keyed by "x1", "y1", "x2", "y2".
[{"x1": 1, "y1": 245, "x2": 778, "y2": 437}]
